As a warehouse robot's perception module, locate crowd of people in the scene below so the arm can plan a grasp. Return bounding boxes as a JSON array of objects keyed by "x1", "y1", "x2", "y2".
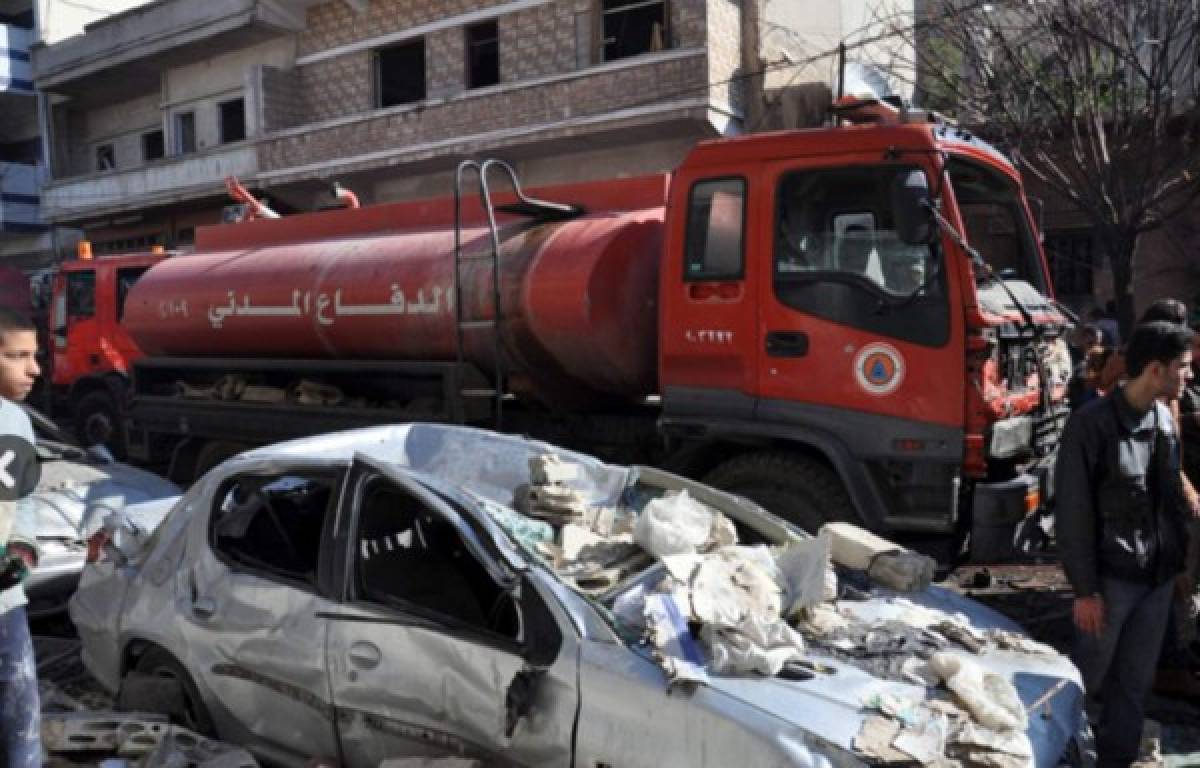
[{"x1": 1058, "y1": 298, "x2": 1200, "y2": 767}]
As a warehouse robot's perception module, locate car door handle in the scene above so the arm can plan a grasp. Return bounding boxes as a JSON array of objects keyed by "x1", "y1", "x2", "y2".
[
  {"x1": 192, "y1": 597, "x2": 216, "y2": 619},
  {"x1": 766, "y1": 331, "x2": 809, "y2": 357},
  {"x1": 348, "y1": 641, "x2": 382, "y2": 670}
]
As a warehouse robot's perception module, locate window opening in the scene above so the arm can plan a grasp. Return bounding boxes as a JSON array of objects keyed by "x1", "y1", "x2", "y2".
[
  {"x1": 466, "y1": 21, "x2": 500, "y2": 89},
  {"x1": 684, "y1": 177, "x2": 745, "y2": 281},
  {"x1": 219, "y1": 99, "x2": 246, "y2": 144},
  {"x1": 95, "y1": 144, "x2": 114, "y2": 172},
  {"x1": 376, "y1": 39, "x2": 427, "y2": 107},
  {"x1": 601, "y1": 0, "x2": 668, "y2": 62},
  {"x1": 175, "y1": 112, "x2": 196, "y2": 155},
  {"x1": 142, "y1": 130, "x2": 164, "y2": 162},
  {"x1": 353, "y1": 476, "x2": 518, "y2": 638},
  {"x1": 212, "y1": 474, "x2": 336, "y2": 588}
]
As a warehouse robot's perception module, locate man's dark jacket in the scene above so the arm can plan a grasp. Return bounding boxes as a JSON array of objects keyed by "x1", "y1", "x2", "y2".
[{"x1": 1055, "y1": 389, "x2": 1189, "y2": 597}]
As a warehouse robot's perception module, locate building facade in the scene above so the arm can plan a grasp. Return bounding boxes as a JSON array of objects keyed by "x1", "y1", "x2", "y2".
[{"x1": 31, "y1": 0, "x2": 913, "y2": 253}]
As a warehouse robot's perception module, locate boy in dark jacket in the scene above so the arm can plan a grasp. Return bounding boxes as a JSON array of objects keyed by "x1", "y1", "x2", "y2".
[{"x1": 1056, "y1": 321, "x2": 1193, "y2": 768}]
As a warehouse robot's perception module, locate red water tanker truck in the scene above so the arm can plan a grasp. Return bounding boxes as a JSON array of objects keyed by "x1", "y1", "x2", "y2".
[{"x1": 121, "y1": 104, "x2": 1071, "y2": 560}]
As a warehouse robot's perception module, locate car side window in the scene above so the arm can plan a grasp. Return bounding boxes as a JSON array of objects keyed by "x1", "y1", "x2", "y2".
[
  {"x1": 352, "y1": 476, "x2": 518, "y2": 639},
  {"x1": 684, "y1": 177, "x2": 746, "y2": 281},
  {"x1": 211, "y1": 473, "x2": 337, "y2": 590}
]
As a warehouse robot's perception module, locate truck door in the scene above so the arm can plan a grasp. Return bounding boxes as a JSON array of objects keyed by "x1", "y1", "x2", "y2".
[
  {"x1": 756, "y1": 161, "x2": 966, "y2": 518},
  {"x1": 51, "y1": 268, "x2": 98, "y2": 387},
  {"x1": 660, "y1": 171, "x2": 759, "y2": 419}
]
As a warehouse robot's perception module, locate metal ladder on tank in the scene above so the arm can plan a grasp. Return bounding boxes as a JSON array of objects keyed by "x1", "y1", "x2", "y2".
[{"x1": 452, "y1": 158, "x2": 580, "y2": 428}]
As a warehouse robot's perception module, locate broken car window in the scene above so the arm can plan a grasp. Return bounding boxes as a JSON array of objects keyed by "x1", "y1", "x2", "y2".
[
  {"x1": 211, "y1": 474, "x2": 336, "y2": 589},
  {"x1": 352, "y1": 476, "x2": 519, "y2": 639}
]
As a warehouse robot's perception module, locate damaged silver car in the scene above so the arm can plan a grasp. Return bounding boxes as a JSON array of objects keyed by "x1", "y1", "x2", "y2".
[{"x1": 70, "y1": 424, "x2": 1086, "y2": 767}]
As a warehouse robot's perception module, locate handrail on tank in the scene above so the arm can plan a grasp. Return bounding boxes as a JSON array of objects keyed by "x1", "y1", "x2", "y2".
[{"x1": 452, "y1": 159, "x2": 581, "y2": 428}]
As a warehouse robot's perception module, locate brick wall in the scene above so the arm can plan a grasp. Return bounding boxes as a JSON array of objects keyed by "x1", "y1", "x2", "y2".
[
  {"x1": 260, "y1": 52, "x2": 707, "y2": 174},
  {"x1": 427, "y1": 28, "x2": 464, "y2": 98},
  {"x1": 299, "y1": 0, "x2": 517, "y2": 57},
  {"x1": 260, "y1": 66, "x2": 304, "y2": 132},
  {"x1": 298, "y1": 52, "x2": 374, "y2": 122}
]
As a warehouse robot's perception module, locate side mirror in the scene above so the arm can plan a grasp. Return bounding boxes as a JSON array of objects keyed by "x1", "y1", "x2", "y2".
[{"x1": 891, "y1": 171, "x2": 936, "y2": 245}]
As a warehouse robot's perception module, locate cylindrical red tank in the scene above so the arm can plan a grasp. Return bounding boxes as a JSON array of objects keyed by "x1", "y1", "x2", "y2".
[{"x1": 123, "y1": 206, "x2": 664, "y2": 404}]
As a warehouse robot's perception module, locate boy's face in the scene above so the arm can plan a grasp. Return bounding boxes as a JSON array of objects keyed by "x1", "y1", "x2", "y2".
[{"x1": 0, "y1": 330, "x2": 39, "y2": 402}]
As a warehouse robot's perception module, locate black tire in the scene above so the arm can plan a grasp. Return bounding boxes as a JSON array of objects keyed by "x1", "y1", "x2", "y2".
[
  {"x1": 132, "y1": 646, "x2": 216, "y2": 736},
  {"x1": 73, "y1": 390, "x2": 127, "y2": 459},
  {"x1": 704, "y1": 452, "x2": 854, "y2": 534}
]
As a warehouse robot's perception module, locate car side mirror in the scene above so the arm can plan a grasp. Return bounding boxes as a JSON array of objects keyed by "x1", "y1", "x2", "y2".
[{"x1": 891, "y1": 171, "x2": 936, "y2": 245}]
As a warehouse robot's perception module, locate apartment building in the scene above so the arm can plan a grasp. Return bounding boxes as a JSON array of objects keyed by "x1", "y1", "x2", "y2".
[{"x1": 31, "y1": 0, "x2": 914, "y2": 253}]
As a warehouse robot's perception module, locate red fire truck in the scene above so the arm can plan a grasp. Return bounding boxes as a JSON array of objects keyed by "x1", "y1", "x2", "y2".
[{"x1": 99, "y1": 102, "x2": 1068, "y2": 560}]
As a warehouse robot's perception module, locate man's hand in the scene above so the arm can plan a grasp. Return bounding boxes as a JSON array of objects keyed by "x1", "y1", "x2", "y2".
[{"x1": 1074, "y1": 595, "x2": 1106, "y2": 636}]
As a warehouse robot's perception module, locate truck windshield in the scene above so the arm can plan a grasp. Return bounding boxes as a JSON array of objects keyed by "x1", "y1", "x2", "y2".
[
  {"x1": 774, "y1": 165, "x2": 949, "y2": 347},
  {"x1": 947, "y1": 157, "x2": 1048, "y2": 293}
]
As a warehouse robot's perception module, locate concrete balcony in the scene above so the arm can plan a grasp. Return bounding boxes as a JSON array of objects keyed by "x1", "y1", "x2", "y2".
[
  {"x1": 0, "y1": 162, "x2": 45, "y2": 233},
  {"x1": 0, "y1": 24, "x2": 33, "y2": 94},
  {"x1": 32, "y1": 0, "x2": 311, "y2": 106},
  {"x1": 41, "y1": 144, "x2": 258, "y2": 224}
]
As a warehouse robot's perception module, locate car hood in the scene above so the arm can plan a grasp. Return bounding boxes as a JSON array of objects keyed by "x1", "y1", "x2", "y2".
[
  {"x1": 702, "y1": 586, "x2": 1081, "y2": 767},
  {"x1": 32, "y1": 456, "x2": 181, "y2": 540}
]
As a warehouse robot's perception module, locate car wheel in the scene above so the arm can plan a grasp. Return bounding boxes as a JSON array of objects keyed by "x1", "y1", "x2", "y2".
[
  {"x1": 133, "y1": 646, "x2": 216, "y2": 736},
  {"x1": 73, "y1": 390, "x2": 127, "y2": 459},
  {"x1": 704, "y1": 452, "x2": 854, "y2": 534}
]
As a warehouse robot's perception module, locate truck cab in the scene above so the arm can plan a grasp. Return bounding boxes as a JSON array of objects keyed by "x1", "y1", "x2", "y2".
[
  {"x1": 49, "y1": 247, "x2": 166, "y2": 454},
  {"x1": 660, "y1": 105, "x2": 1068, "y2": 560}
]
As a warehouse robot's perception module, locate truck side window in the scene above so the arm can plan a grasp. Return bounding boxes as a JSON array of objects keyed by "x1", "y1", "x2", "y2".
[
  {"x1": 773, "y1": 166, "x2": 949, "y2": 347},
  {"x1": 117, "y1": 267, "x2": 149, "y2": 321},
  {"x1": 684, "y1": 177, "x2": 745, "y2": 281},
  {"x1": 66, "y1": 271, "x2": 95, "y2": 320}
]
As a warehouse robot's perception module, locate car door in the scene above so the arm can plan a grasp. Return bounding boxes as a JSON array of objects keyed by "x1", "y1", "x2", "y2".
[
  {"x1": 325, "y1": 456, "x2": 579, "y2": 767},
  {"x1": 180, "y1": 466, "x2": 343, "y2": 763}
]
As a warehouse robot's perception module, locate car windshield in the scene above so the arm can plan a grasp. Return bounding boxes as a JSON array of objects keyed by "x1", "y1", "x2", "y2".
[
  {"x1": 21, "y1": 405, "x2": 87, "y2": 461},
  {"x1": 947, "y1": 157, "x2": 1048, "y2": 292}
]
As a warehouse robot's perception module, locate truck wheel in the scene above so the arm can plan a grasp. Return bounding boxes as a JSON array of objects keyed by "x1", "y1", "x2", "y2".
[
  {"x1": 132, "y1": 646, "x2": 216, "y2": 736},
  {"x1": 73, "y1": 390, "x2": 127, "y2": 459},
  {"x1": 705, "y1": 452, "x2": 853, "y2": 534}
]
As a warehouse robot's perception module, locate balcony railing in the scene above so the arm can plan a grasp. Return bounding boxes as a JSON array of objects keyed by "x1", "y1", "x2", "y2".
[{"x1": 41, "y1": 145, "x2": 257, "y2": 222}]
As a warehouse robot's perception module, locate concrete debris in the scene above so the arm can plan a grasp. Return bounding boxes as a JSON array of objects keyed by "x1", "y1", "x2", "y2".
[
  {"x1": 853, "y1": 715, "x2": 912, "y2": 763},
  {"x1": 822, "y1": 522, "x2": 936, "y2": 592},
  {"x1": 634, "y1": 489, "x2": 735, "y2": 558},
  {"x1": 42, "y1": 712, "x2": 258, "y2": 767},
  {"x1": 774, "y1": 532, "x2": 834, "y2": 617},
  {"x1": 928, "y1": 653, "x2": 1027, "y2": 732},
  {"x1": 643, "y1": 592, "x2": 709, "y2": 686},
  {"x1": 663, "y1": 547, "x2": 783, "y2": 627},
  {"x1": 980, "y1": 629, "x2": 1057, "y2": 657},
  {"x1": 701, "y1": 616, "x2": 806, "y2": 676}
]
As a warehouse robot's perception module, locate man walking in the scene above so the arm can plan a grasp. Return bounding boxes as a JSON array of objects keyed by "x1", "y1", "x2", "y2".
[
  {"x1": 0, "y1": 307, "x2": 43, "y2": 767},
  {"x1": 1056, "y1": 321, "x2": 1194, "y2": 767}
]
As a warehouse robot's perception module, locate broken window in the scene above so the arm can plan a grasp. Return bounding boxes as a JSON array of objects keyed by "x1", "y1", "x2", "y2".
[
  {"x1": 95, "y1": 144, "x2": 114, "y2": 172},
  {"x1": 601, "y1": 0, "x2": 668, "y2": 62},
  {"x1": 174, "y1": 112, "x2": 196, "y2": 155},
  {"x1": 684, "y1": 177, "x2": 745, "y2": 280},
  {"x1": 219, "y1": 98, "x2": 246, "y2": 144},
  {"x1": 142, "y1": 130, "x2": 164, "y2": 162},
  {"x1": 352, "y1": 476, "x2": 517, "y2": 638},
  {"x1": 211, "y1": 473, "x2": 338, "y2": 590},
  {"x1": 466, "y1": 20, "x2": 499, "y2": 89},
  {"x1": 376, "y1": 39, "x2": 426, "y2": 107}
]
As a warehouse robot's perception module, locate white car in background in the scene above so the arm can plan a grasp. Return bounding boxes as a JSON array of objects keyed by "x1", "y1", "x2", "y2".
[{"x1": 23, "y1": 406, "x2": 180, "y2": 616}]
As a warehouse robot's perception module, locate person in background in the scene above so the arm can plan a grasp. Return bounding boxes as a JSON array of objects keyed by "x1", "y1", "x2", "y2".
[
  {"x1": 1057, "y1": 321, "x2": 1193, "y2": 767},
  {"x1": 0, "y1": 307, "x2": 42, "y2": 767},
  {"x1": 1091, "y1": 304, "x2": 1121, "y2": 348},
  {"x1": 1068, "y1": 325, "x2": 1104, "y2": 411}
]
